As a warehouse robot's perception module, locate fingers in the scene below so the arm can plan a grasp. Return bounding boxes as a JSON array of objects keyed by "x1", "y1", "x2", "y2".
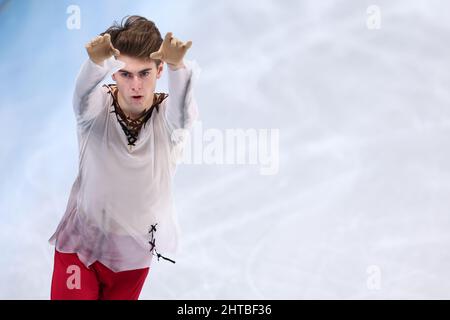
[
  {"x1": 165, "y1": 32, "x2": 192, "y2": 50},
  {"x1": 111, "y1": 47, "x2": 121, "y2": 57},
  {"x1": 182, "y1": 40, "x2": 193, "y2": 50},
  {"x1": 165, "y1": 32, "x2": 184, "y2": 47},
  {"x1": 164, "y1": 32, "x2": 173, "y2": 43},
  {"x1": 104, "y1": 34, "x2": 120, "y2": 56},
  {"x1": 171, "y1": 37, "x2": 193, "y2": 51},
  {"x1": 150, "y1": 51, "x2": 163, "y2": 60},
  {"x1": 86, "y1": 34, "x2": 111, "y2": 48},
  {"x1": 92, "y1": 36, "x2": 103, "y2": 45},
  {"x1": 156, "y1": 32, "x2": 192, "y2": 63},
  {"x1": 85, "y1": 37, "x2": 98, "y2": 49}
]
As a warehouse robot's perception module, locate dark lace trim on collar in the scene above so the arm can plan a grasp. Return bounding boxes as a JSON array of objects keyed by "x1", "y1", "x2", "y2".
[{"x1": 103, "y1": 84, "x2": 168, "y2": 146}]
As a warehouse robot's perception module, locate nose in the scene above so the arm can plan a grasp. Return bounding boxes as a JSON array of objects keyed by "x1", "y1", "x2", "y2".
[{"x1": 130, "y1": 75, "x2": 143, "y2": 92}]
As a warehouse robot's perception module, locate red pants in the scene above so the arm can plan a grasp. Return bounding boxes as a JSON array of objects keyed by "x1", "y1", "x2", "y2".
[{"x1": 51, "y1": 249, "x2": 149, "y2": 300}]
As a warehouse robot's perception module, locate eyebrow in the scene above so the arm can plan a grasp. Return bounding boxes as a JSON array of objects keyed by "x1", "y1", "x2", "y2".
[{"x1": 119, "y1": 68, "x2": 153, "y2": 74}]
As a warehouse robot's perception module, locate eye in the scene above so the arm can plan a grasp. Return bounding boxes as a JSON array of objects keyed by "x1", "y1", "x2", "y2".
[
  {"x1": 140, "y1": 71, "x2": 150, "y2": 77},
  {"x1": 121, "y1": 72, "x2": 131, "y2": 78}
]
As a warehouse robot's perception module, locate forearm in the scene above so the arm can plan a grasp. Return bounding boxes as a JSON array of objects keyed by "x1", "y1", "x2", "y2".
[
  {"x1": 73, "y1": 56, "x2": 124, "y2": 124},
  {"x1": 74, "y1": 59, "x2": 109, "y2": 100},
  {"x1": 167, "y1": 61, "x2": 185, "y2": 71},
  {"x1": 165, "y1": 60, "x2": 199, "y2": 130}
]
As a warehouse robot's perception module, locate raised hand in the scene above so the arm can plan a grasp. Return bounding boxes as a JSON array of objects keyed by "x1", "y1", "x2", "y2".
[
  {"x1": 85, "y1": 33, "x2": 121, "y2": 66},
  {"x1": 150, "y1": 32, "x2": 192, "y2": 68}
]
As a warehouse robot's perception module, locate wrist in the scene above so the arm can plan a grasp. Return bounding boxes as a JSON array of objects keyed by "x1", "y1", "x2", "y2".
[
  {"x1": 89, "y1": 56, "x2": 105, "y2": 67},
  {"x1": 167, "y1": 61, "x2": 185, "y2": 71}
]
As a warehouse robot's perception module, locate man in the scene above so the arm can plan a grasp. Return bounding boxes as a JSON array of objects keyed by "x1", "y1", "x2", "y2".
[{"x1": 48, "y1": 15, "x2": 199, "y2": 300}]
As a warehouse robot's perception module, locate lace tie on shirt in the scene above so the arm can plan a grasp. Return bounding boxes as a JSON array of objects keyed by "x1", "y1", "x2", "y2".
[
  {"x1": 104, "y1": 84, "x2": 168, "y2": 146},
  {"x1": 148, "y1": 223, "x2": 176, "y2": 264}
]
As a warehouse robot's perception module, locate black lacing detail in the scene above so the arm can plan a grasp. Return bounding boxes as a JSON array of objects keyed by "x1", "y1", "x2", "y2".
[
  {"x1": 103, "y1": 84, "x2": 168, "y2": 146},
  {"x1": 148, "y1": 223, "x2": 176, "y2": 264}
]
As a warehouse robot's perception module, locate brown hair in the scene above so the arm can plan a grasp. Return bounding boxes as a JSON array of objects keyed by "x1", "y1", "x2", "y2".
[{"x1": 101, "y1": 15, "x2": 163, "y2": 66}]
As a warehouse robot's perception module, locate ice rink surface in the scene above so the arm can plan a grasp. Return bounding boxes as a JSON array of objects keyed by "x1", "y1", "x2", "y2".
[{"x1": 0, "y1": 0, "x2": 449, "y2": 299}]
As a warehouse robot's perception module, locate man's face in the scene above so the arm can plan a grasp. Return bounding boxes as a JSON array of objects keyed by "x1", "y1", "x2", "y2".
[{"x1": 112, "y1": 55, "x2": 163, "y2": 114}]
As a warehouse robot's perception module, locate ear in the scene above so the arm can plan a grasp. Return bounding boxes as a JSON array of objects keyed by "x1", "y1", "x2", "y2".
[
  {"x1": 112, "y1": 73, "x2": 116, "y2": 81},
  {"x1": 156, "y1": 63, "x2": 164, "y2": 79}
]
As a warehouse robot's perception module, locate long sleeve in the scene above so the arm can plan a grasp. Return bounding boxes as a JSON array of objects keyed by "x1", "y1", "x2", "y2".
[
  {"x1": 73, "y1": 56, "x2": 125, "y2": 126},
  {"x1": 164, "y1": 59, "x2": 200, "y2": 135}
]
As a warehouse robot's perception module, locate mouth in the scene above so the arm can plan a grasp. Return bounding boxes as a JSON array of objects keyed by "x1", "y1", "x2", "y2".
[{"x1": 131, "y1": 95, "x2": 144, "y2": 102}]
